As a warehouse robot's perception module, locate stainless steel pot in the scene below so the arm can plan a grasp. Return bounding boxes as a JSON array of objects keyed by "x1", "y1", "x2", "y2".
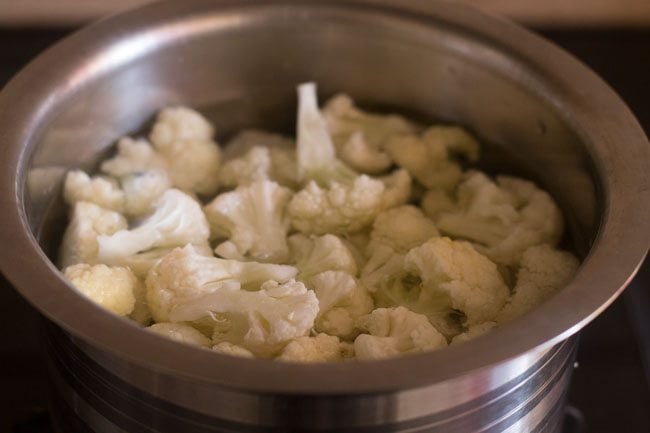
[{"x1": 0, "y1": 1, "x2": 648, "y2": 432}]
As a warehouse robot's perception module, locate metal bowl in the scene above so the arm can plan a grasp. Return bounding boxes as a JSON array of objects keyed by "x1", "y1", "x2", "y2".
[{"x1": 0, "y1": 1, "x2": 648, "y2": 431}]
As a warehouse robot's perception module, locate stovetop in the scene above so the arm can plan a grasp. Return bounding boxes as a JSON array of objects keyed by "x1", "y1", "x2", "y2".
[{"x1": 1, "y1": 27, "x2": 649, "y2": 433}]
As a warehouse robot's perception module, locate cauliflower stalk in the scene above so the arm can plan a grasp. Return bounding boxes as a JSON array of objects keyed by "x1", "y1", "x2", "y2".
[
  {"x1": 147, "y1": 322, "x2": 212, "y2": 347},
  {"x1": 204, "y1": 180, "x2": 293, "y2": 263}
]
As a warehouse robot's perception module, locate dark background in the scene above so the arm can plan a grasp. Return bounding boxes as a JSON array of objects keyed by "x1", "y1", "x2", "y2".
[{"x1": 1, "y1": 27, "x2": 649, "y2": 432}]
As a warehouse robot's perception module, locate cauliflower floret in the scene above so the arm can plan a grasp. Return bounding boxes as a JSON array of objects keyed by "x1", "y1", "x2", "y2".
[
  {"x1": 296, "y1": 82, "x2": 357, "y2": 186},
  {"x1": 277, "y1": 334, "x2": 351, "y2": 362},
  {"x1": 436, "y1": 172, "x2": 564, "y2": 265},
  {"x1": 204, "y1": 180, "x2": 293, "y2": 263},
  {"x1": 354, "y1": 307, "x2": 447, "y2": 360},
  {"x1": 147, "y1": 322, "x2": 212, "y2": 347},
  {"x1": 219, "y1": 130, "x2": 300, "y2": 189},
  {"x1": 59, "y1": 201, "x2": 128, "y2": 268},
  {"x1": 288, "y1": 234, "x2": 358, "y2": 283},
  {"x1": 63, "y1": 263, "x2": 137, "y2": 316},
  {"x1": 421, "y1": 188, "x2": 456, "y2": 219},
  {"x1": 496, "y1": 245, "x2": 579, "y2": 323},
  {"x1": 368, "y1": 205, "x2": 439, "y2": 253},
  {"x1": 212, "y1": 341, "x2": 255, "y2": 358},
  {"x1": 145, "y1": 245, "x2": 298, "y2": 322},
  {"x1": 63, "y1": 170, "x2": 125, "y2": 212},
  {"x1": 405, "y1": 237, "x2": 509, "y2": 325},
  {"x1": 385, "y1": 126, "x2": 480, "y2": 191},
  {"x1": 311, "y1": 271, "x2": 374, "y2": 339},
  {"x1": 121, "y1": 169, "x2": 172, "y2": 217},
  {"x1": 450, "y1": 322, "x2": 497, "y2": 345},
  {"x1": 169, "y1": 279, "x2": 319, "y2": 357},
  {"x1": 288, "y1": 170, "x2": 411, "y2": 235},
  {"x1": 149, "y1": 107, "x2": 221, "y2": 195},
  {"x1": 360, "y1": 244, "x2": 405, "y2": 294},
  {"x1": 322, "y1": 94, "x2": 418, "y2": 174},
  {"x1": 97, "y1": 189, "x2": 210, "y2": 265},
  {"x1": 120, "y1": 243, "x2": 213, "y2": 279},
  {"x1": 101, "y1": 137, "x2": 167, "y2": 177},
  {"x1": 218, "y1": 146, "x2": 272, "y2": 188},
  {"x1": 129, "y1": 279, "x2": 152, "y2": 325}
]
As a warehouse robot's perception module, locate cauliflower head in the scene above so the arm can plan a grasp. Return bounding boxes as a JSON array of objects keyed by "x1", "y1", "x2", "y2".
[
  {"x1": 385, "y1": 126, "x2": 480, "y2": 191},
  {"x1": 288, "y1": 170, "x2": 411, "y2": 235},
  {"x1": 288, "y1": 234, "x2": 358, "y2": 283},
  {"x1": 145, "y1": 244, "x2": 298, "y2": 322},
  {"x1": 496, "y1": 245, "x2": 579, "y2": 323},
  {"x1": 59, "y1": 201, "x2": 128, "y2": 268},
  {"x1": 147, "y1": 322, "x2": 212, "y2": 348},
  {"x1": 322, "y1": 94, "x2": 418, "y2": 174},
  {"x1": 436, "y1": 172, "x2": 564, "y2": 265},
  {"x1": 63, "y1": 263, "x2": 137, "y2": 316},
  {"x1": 204, "y1": 180, "x2": 293, "y2": 263},
  {"x1": 368, "y1": 205, "x2": 439, "y2": 253},
  {"x1": 277, "y1": 334, "x2": 353, "y2": 363},
  {"x1": 405, "y1": 237, "x2": 509, "y2": 325},
  {"x1": 97, "y1": 189, "x2": 210, "y2": 265},
  {"x1": 312, "y1": 271, "x2": 374, "y2": 339},
  {"x1": 149, "y1": 106, "x2": 221, "y2": 195},
  {"x1": 169, "y1": 279, "x2": 319, "y2": 357},
  {"x1": 354, "y1": 307, "x2": 447, "y2": 360},
  {"x1": 63, "y1": 170, "x2": 125, "y2": 213}
]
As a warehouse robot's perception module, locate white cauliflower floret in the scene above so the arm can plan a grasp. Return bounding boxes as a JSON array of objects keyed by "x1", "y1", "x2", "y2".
[
  {"x1": 450, "y1": 322, "x2": 497, "y2": 345},
  {"x1": 421, "y1": 189, "x2": 456, "y2": 219},
  {"x1": 218, "y1": 146, "x2": 272, "y2": 188},
  {"x1": 145, "y1": 245, "x2": 298, "y2": 322},
  {"x1": 169, "y1": 279, "x2": 319, "y2": 357},
  {"x1": 288, "y1": 234, "x2": 358, "y2": 283},
  {"x1": 59, "y1": 201, "x2": 128, "y2": 268},
  {"x1": 496, "y1": 245, "x2": 579, "y2": 323},
  {"x1": 97, "y1": 189, "x2": 210, "y2": 265},
  {"x1": 101, "y1": 137, "x2": 166, "y2": 177},
  {"x1": 323, "y1": 94, "x2": 418, "y2": 174},
  {"x1": 360, "y1": 244, "x2": 405, "y2": 294},
  {"x1": 405, "y1": 237, "x2": 509, "y2": 325},
  {"x1": 368, "y1": 205, "x2": 439, "y2": 253},
  {"x1": 63, "y1": 170, "x2": 125, "y2": 212},
  {"x1": 222, "y1": 130, "x2": 299, "y2": 188},
  {"x1": 296, "y1": 82, "x2": 357, "y2": 186},
  {"x1": 149, "y1": 106, "x2": 221, "y2": 195},
  {"x1": 204, "y1": 180, "x2": 293, "y2": 263},
  {"x1": 312, "y1": 271, "x2": 374, "y2": 339},
  {"x1": 63, "y1": 263, "x2": 137, "y2": 316},
  {"x1": 121, "y1": 169, "x2": 172, "y2": 217},
  {"x1": 277, "y1": 334, "x2": 351, "y2": 363},
  {"x1": 436, "y1": 172, "x2": 564, "y2": 265},
  {"x1": 354, "y1": 307, "x2": 447, "y2": 360},
  {"x1": 212, "y1": 342, "x2": 255, "y2": 358},
  {"x1": 129, "y1": 279, "x2": 152, "y2": 325},
  {"x1": 385, "y1": 126, "x2": 480, "y2": 191},
  {"x1": 147, "y1": 323, "x2": 211, "y2": 347},
  {"x1": 288, "y1": 170, "x2": 411, "y2": 235}
]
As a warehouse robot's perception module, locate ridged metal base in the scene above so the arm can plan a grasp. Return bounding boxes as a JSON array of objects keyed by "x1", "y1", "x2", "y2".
[{"x1": 43, "y1": 321, "x2": 577, "y2": 433}]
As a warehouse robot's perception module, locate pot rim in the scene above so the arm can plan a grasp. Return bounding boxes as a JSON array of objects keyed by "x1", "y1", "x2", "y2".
[{"x1": 0, "y1": 0, "x2": 648, "y2": 394}]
